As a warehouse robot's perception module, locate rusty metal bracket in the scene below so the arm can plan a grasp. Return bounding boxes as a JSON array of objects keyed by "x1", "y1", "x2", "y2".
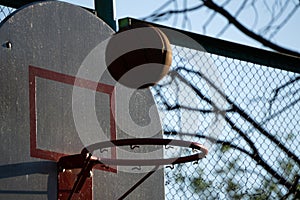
[{"x1": 57, "y1": 149, "x2": 96, "y2": 200}]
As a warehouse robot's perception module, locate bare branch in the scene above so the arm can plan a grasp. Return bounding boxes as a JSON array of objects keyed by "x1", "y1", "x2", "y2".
[
  {"x1": 268, "y1": 76, "x2": 300, "y2": 114},
  {"x1": 158, "y1": 67, "x2": 297, "y2": 191},
  {"x1": 260, "y1": 1, "x2": 289, "y2": 35},
  {"x1": 143, "y1": 3, "x2": 204, "y2": 22},
  {"x1": 268, "y1": 3, "x2": 300, "y2": 39},
  {"x1": 203, "y1": 0, "x2": 230, "y2": 35},
  {"x1": 217, "y1": 0, "x2": 248, "y2": 37},
  {"x1": 164, "y1": 131, "x2": 252, "y2": 156},
  {"x1": 164, "y1": 128, "x2": 293, "y2": 189},
  {"x1": 176, "y1": 67, "x2": 300, "y2": 166},
  {"x1": 202, "y1": 0, "x2": 300, "y2": 57}
]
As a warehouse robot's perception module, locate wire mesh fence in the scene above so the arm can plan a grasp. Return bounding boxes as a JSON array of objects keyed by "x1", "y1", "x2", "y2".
[
  {"x1": 0, "y1": 5, "x2": 14, "y2": 23},
  {"x1": 151, "y1": 42, "x2": 300, "y2": 199}
]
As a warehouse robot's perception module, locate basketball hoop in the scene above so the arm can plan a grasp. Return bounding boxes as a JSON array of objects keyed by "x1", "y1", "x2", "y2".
[
  {"x1": 58, "y1": 138, "x2": 208, "y2": 169},
  {"x1": 85, "y1": 138, "x2": 208, "y2": 166},
  {"x1": 57, "y1": 138, "x2": 208, "y2": 199}
]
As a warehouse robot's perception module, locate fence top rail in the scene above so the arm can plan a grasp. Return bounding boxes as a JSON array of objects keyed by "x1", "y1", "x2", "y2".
[{"x1": 119, "y1": 17, "x2": 300, "y2": 74}]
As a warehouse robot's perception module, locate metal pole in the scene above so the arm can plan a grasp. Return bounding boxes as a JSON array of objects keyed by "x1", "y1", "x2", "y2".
[{"x1": 94, "y1": 0, "x2": 116, "y2": 31}]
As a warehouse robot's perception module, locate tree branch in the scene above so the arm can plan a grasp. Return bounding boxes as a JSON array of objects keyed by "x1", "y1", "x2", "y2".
[
  {"x1": 202, "y1": 0, "x2": 300, "y2": 57},
  {"x1": 177, "y1": 67, "x2": 300, "y2": 166},
  {"x1": 163, "y1": 130, "x2": 293, "y2": 189},
  {"x1": 164, "y1": 131, "x2": 252, "y2": 156},
  {"x1": 159, "y1": 68, "x2": 298, "y2": 191},
  {"x1": 143, "y1": 3, "x2": 204, "y2": 22}
]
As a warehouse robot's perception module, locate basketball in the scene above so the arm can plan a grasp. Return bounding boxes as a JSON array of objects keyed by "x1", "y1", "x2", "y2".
[{"x1": 105, "y1": 23, "x2": 172, "y2": 89}]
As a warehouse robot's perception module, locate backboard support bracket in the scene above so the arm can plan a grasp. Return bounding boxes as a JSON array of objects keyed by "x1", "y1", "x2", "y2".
[{"x1": 57, "y1": 149, "x2": 96, "y2": 200}]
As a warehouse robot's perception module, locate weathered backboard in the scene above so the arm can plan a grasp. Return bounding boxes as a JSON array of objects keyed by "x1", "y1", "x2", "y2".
[{"x1": 0, "y1": 1, "x2": 164, "y2": 199}]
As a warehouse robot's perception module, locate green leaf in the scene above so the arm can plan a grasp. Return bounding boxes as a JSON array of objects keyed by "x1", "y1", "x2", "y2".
[
  {"x1": 191, "y1": 177, "x2": 210, "y2": 192},
  {"x1": 221, "y1": 144, "x2": 231, "y2": 152},
  {"x1": 286, "y1": 132, "x2": 295, "y2": 141},
  {"x1": 175, "y1": 174, "x2": 185, "y2": 183},
  {"x1": 226, "y1": 179, "x2": 239, "y2": 192}
]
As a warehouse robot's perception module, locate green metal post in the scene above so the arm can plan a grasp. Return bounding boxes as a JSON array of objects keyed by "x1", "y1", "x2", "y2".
[{"x1": 94, "y1": 0, "x2": 116, "y2": 31}]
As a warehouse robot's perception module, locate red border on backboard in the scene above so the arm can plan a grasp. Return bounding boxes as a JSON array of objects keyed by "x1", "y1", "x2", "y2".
[{"x1": 29, "y1": 65, "x2": 117, "y2": 173}]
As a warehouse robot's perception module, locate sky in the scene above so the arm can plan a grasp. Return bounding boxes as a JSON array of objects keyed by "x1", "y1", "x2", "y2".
[{"x1": 59, "y1": 0, "x2": 300, "y2": 54}]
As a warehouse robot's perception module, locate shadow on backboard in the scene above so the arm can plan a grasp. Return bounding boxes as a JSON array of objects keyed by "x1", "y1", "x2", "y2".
[{"x1": 0, "y1": 161, "x2": 57, "y2": 199}]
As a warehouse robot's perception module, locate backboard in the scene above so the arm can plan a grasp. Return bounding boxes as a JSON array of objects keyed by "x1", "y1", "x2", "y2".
[{"x1": 0, "y1": 1, "x2": 164, "y2": 199}]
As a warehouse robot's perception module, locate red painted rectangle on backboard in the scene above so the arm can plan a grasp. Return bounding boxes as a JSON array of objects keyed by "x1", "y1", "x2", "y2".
[{"x1": 29, "y1": 65, "x2": 117, "y2": 173}]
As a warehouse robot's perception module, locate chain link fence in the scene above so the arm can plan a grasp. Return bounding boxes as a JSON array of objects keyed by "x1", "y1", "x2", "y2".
[
  {"x1": 151, "y1": 39, "x2": 300, "y2": 199},
  {"x1": 1, "y1": 3, "x2": 299, "y2": 199},
  {"x1": 0, "y1": 5, "x2": 14, "y2": 23}
]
